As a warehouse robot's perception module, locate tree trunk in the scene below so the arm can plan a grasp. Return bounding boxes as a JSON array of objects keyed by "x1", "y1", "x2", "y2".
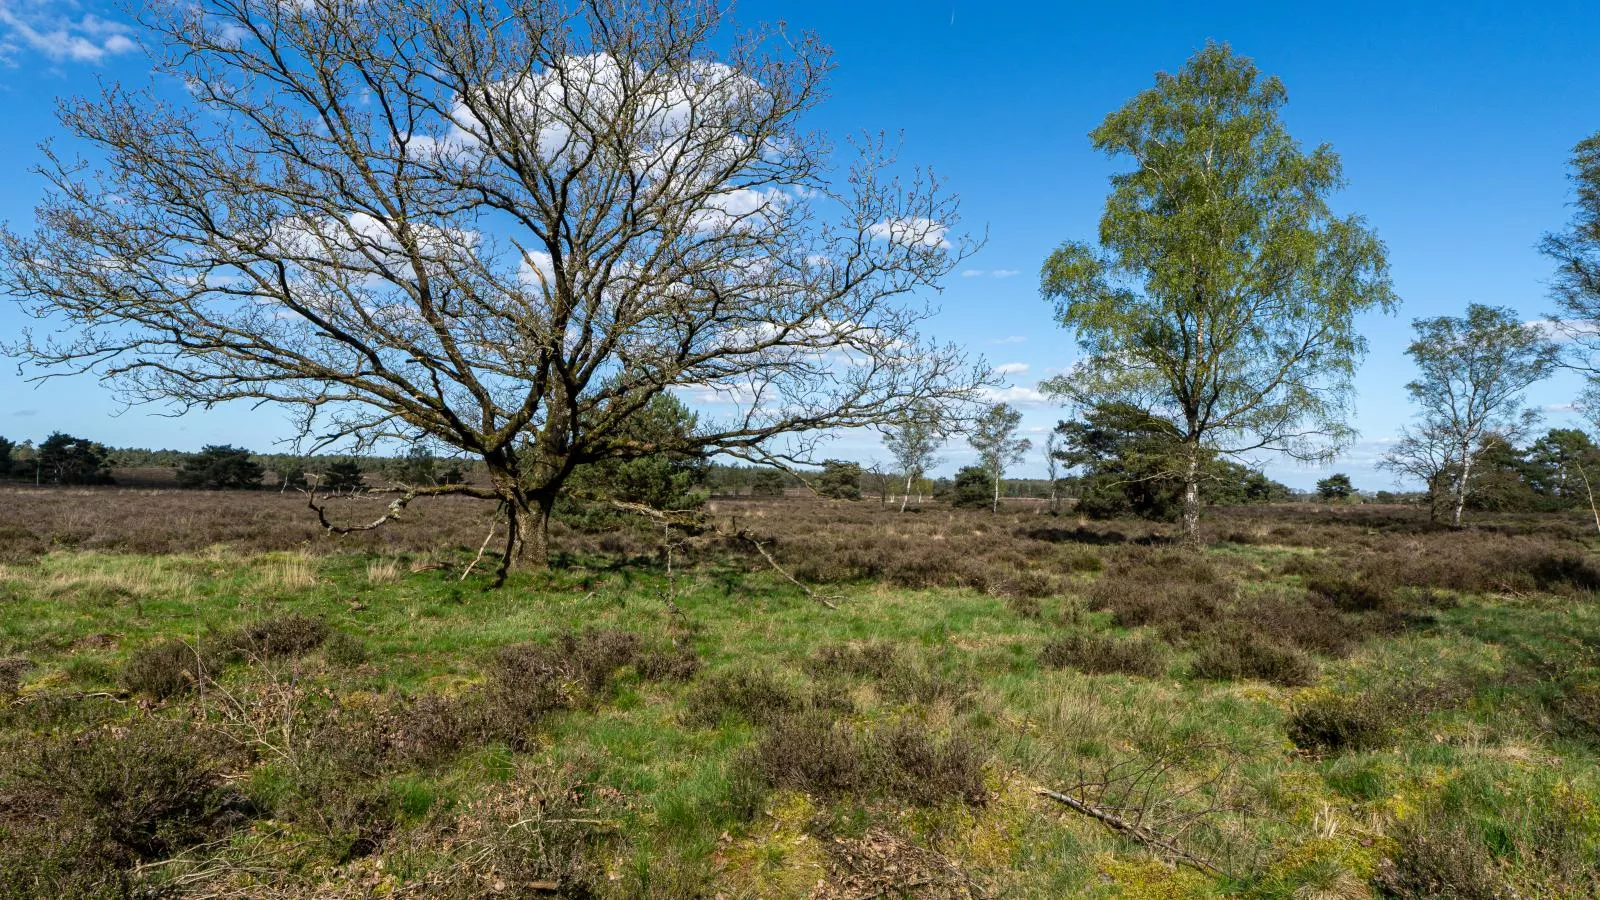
[
  {"x1": 992, "y1": 472, "x2": 1000, "y2": 513},
  {"x1": 1451, "y1": 448, "x2": 1472, "y2": 529},
  {"x1": 497, "y1": 492, "x2": 553, "y2": 581},
  {"x1": 900, "y1": 472, "x2": 913, "y2": 512},
  {"x1": 1180, "y1": 448, "x2": 1203, "y2": 547}
]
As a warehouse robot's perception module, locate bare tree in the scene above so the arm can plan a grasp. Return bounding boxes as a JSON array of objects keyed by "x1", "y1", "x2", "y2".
[
  {"x1": 1392, "y1": 305, "x2": 1557, "y2": 528},
  {"x1": 881, "y1": 402, "x2": 947, "y2": 511},
  {"x1": 968, "y1": 402, "x2": 1030, "y2": 513},
  {"x1": 0, "y1": 0, "x2": 990, "y2": 579},
  {"x1": 1377, "y1": 420, "x2": 1455, "y2": 523}
]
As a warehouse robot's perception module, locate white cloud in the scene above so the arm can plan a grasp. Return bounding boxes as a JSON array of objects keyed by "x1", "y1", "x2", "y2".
[
  {"x1": 980, "y1": 385, "x2": 1052, "y2": 408},
  {"x1": 960, "y1": 269, "x2": 984, "y2": 278},
  {"x1": 991, "y1": 269, "x2": 1020, "y2": 279},
  {"x1": 868, "y1": 216, "x2": 951, "y2": 250},
  {"x1": 0, "y1": 2, "x2": 137, "y2": 64},
  {"x1": 990, "y1": 335, "x2": 1027, "y2": 345},
  {"x1": 994, "y1": 362, "x2": 1030, "y2": 376},
  {"x1": 960, "y1": 268, "x2": 1021, "y2": 279},
  {"x1": 1527, "y1": 319, "x2": 1600, "y2": 342}
]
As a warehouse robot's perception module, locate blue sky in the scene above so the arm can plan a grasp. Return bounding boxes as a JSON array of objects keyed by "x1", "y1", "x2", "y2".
[{"x1": 1, "y1": 0, "x2": 1597, "y2": 489}]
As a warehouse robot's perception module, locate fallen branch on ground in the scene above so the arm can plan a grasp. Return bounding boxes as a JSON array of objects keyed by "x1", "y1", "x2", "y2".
[{"x1": 1035, "y1": 786, "x2": 1227, "y2": 877}]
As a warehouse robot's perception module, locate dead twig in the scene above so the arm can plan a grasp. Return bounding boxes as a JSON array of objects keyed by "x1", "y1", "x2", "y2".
[{"x1": 1035, "y1": 787, "x2": 1227, "y2": 878}]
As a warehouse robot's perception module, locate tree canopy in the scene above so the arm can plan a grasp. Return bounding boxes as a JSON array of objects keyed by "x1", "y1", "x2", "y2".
[
  {"x1": 1389, "y1": 304, "x2": 1557, "y2": 527},
  {"x1": 1040, "y1": 43, "x2": 1395, "y2": 542},
  {"x1": 0, "y1": 0, "x2": 989, "y2": 580}
]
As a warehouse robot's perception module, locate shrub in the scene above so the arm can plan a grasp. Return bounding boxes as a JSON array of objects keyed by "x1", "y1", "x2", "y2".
[
  {"x1": 0, "y1": 720, "x2": 250, "y2": 893},
  {"x1": 738, "y1": 715, "x2": 987, "y2": 809},
  {"x1": 1373, "y1": 816, "x2": 1504, "y2": 900},
  {"x1": 1041, "y1": 632, "x2": 1166, "y2": 677},
  {"x1": 803, "y1": 643, "x2": 972, "y2": 708},
  {"x1": 482, "y1": 628, "x2": 695, "y2": 746},
  {"x1": 1305, "y1": 575, "x2": 1393, "y2": 612},
  {"x1": 1192, "y1": 634, "x2": 1317, "y2": 686},
  {"x1": 225, "y1": 613, "x2": 331, "y2": 659},
  {"x1": 0, "y1": 657, "x2": 32, "y2": 697},
  {"x1": 684, "y1": 668, "x2": 823, "y2": 727},
  {"x1": 1287, "y1": 691, "x2": 1395, "y2": 753},
  {"x1": 119, "y1": 639, "x2": 208, "y2": 700},
  {"x1": 863, "y1": 720, "x2": 988, "y2": 807}
]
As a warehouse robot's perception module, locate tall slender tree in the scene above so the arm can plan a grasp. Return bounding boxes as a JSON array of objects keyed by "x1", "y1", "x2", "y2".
[
  {"x1": 1543, "y1": 130, "x2": 1600, "y2": 382},
  {"x1": 1389, "y1": 304, "x2": 1558, "y2": 528},
  {"x1": 968, "y1": 403, "x2": 1030, "y2": 513},
  {"x1": 1043, "y1": 430, "x2": 1062, "y2": 513},
  {"x1": 881, "y1": 403, "x2": 947, "y2": 511},
  {"x1": 1040, "y1": 43, "x2": 1396, "y2": 544},
  {"x1": 0, "y1": 0, "x2": 989, "y2": 581}
]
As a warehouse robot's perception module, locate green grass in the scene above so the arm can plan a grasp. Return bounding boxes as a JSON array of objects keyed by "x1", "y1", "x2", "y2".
[{"x1": 3, "y1": 542, "x2": 1600, "y2": 897}]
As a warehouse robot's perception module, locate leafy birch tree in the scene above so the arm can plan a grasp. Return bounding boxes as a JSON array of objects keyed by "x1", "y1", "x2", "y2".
[
  {"x1": 1543, "y1": 130, "x2": 1600, "y2": 384},
  {"x1": 968, "y1": 402, "x2": 1030, "y2": 513},
  {"x1": 1039, "y1": 43, "x2": 1396, "y2": 544},
  {"x1": 0, "y1": 0, "x2": 989, "y2": 580},
  {"x1": 1391, "y1": 304, "x2": 1557, "y2": 528},
  {"x1": 881, "y1": 403, "x2": 947, "y2": 511}
]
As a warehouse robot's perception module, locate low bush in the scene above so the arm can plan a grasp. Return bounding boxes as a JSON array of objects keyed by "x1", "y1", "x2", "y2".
[
  {"x1": 0, "y1": 657, "x2": 32, "y2": 697},
  {"x1": 738, "y1": 714, "x2": 987, "y2": 809},
  {"x1": 0, "y1": 719, "x2": 251, "y2": 894},
  {"x1": 119, "y1": 639, "x2": 208, "y2": 700},
  {"x1": 224, "y1": 613, "x2": 331, "y2": 659},
  {"x1": 683, "y1": 668, "x2": 847, "y2": 727},
  {"x1": 1192, "y1": 634, "x2": 1318, "y2": 686},
  {"x1": 1287, "y1": 690, "x2": 1396, "y2": 753},
  {"x1": 1040, "y1": 632, "x2": 1166, "y2": 678},
  {"x1": 1373, "y1": 815, "x2": 1505, "y2": 900}
]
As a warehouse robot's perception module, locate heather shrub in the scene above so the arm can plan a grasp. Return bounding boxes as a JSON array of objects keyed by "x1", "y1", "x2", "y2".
[
  {"x1": 1040, "y1": 631, "x2": 1166, "y2": 677},
  {"x1": 1192, "y1": 634, "x2": 1317, "y2": 686},
  {"x1": 0, "y1": 720, "x2": 250, "y2": 894}
]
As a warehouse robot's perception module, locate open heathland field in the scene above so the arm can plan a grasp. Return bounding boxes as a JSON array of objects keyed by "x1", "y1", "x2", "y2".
[{"x1": 4, "y1": 487, "x2": 1600, "y2": 897}]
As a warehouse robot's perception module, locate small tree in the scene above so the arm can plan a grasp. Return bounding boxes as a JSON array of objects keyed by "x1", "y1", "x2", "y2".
[
  {"x1": 176, "y1": 445, "x2": 265, "y2": 490},
  {"x1": 949, "y1": 466, "x2": 992, "y2": 508},
  {"x1": 389, "y1": 442, "x2": 437, "y2": 487},
  {"x1": 37, "y1": 432, "x2": 113, "y2": 485},
  {"x1": 968, "y1": 403, "x2": 1031, "y2": 512},
  {"x1": 1041, "y1": 44, "x2": 1395, "y2": 544},
  {"x1": 815, "y1": 460, "x2": 863, "y2": 501},
  {"x1": 1395, "y1": 304, "x2": 1557, "y2": 528},
  {"x1": 437, "y1": 464, "x2": 466, "y2": 487},
  {"x1": 750, "y1": 469, "x2": 788, "y2": 499},
  {"x1": 1315, "y1": 473, "x2": 1354, "y2": 502},
  {"x1": 273, "y1": 460, "x2": 308, "y2": 493},
  {"x1": 882, "y1": 404, "x2": 948, "y2": 512},
  {"x1": 0, "y1": 436, "x2": 13, "y2": 478},
  {"x1": 319, "y1": 461, "x2": 367, "y2": 496},
  {"x1": 1043, "y1": 431, "x2": 1063, "y2": 513}
]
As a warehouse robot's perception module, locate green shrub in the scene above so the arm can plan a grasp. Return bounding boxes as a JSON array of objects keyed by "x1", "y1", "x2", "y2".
[{"x1": 1287, "y1": 691, "x2": 1395, "y2": 753}]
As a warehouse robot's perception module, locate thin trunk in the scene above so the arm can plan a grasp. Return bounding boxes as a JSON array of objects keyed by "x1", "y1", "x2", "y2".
[
  {"x1": 1575, "y1": 463, "x2": 1600, "y2": 535},
  {"x1": 1451, "y1": 444, "x2": 1472, "y2": 529},
  {"x1": 900, "y1": 471, "x2": 913, "y2": 512},
  {"x1": 1180, "y1": 448, "x2": 1202, "y2": 547},
  {"x1": 992, "y1": 471, "x2": 1000, "y2": 513}
]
